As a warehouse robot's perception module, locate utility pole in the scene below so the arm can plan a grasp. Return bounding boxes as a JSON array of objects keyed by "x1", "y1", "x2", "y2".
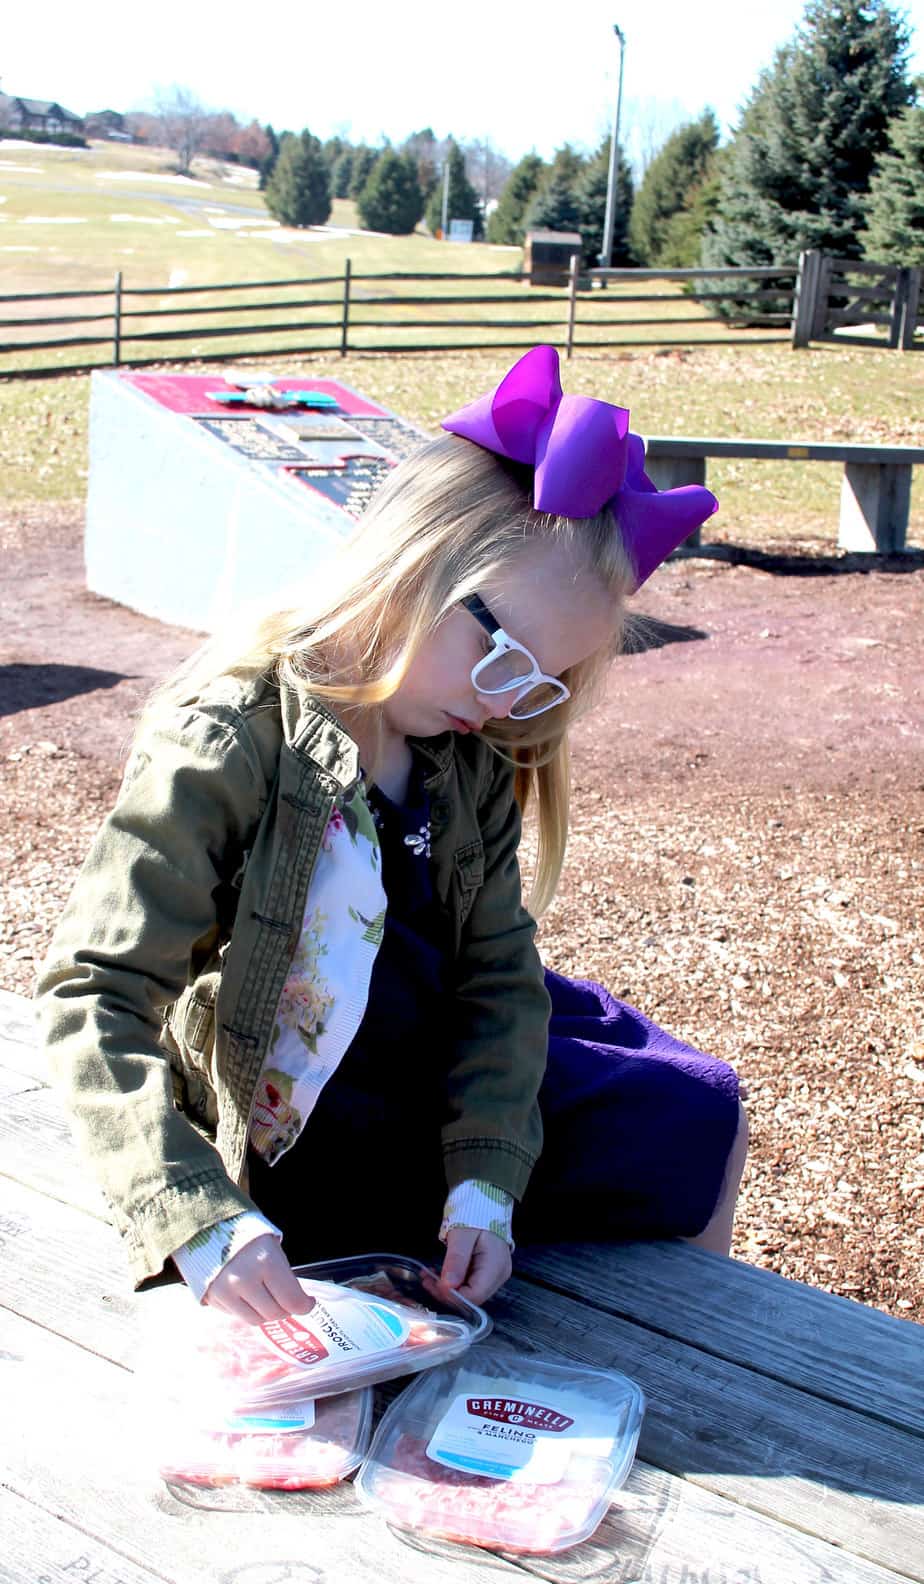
[
  {"x1": 441, "y1": 156, "x2": 450, "y2": 238},
  {"x1": 599, "y1": 23, "x2": 626, "y2": 269}
]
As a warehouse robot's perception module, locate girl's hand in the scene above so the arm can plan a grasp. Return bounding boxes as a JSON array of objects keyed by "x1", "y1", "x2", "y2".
[
  {"x1": 440, "y1": 1226, "x2": 512, "y2": 1305},
  {"x1": 205, "y1": 1234, "x2": 312, "y2": 1325}
]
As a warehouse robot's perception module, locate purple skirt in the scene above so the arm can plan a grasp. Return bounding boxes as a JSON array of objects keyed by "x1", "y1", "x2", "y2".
[
  {"x1": 248, "y1": 964, "x2": 740, "y2": 1262},
  {"x1": 518, "y1": 968, "x2": 741, "y2": 1244}
]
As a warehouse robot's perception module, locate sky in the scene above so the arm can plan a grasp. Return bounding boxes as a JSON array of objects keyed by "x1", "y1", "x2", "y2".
[{"x1": 4, "y1": 0, "x2": 924, "y2": 167}]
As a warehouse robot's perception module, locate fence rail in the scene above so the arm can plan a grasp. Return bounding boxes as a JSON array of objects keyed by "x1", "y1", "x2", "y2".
[{"x1": 0, "y1": 252, "x2": 919, "y2": 379}]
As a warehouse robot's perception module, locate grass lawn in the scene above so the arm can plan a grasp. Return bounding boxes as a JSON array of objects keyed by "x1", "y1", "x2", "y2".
[{"x1": 1, "y1": 139, "x2": 921, "y2": 550}]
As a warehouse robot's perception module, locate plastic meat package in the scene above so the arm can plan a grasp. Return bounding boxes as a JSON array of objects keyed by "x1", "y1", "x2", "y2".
[
  {"x1": 155, "y1": 1388, "x2": 373, "y2": 1491},
  {"x1": 140, "y1": 1254, "x2": 490, "y2": 1415},
  {"x1": 355, "y1": 1345, "x2": 645, "y2": 1554}
]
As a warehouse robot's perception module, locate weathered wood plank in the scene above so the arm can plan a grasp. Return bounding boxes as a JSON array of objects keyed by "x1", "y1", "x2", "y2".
[
  {"x1": 2, "y1": 1305, "x2": 914, "y2": 1584},
  {"x1": 513, "y1": 1242, "x2": 924, "y2": 1437},
  {"x1": 487, "y1": 1283, "x2": 924, "y2": 1581},
  {"x1": 0, "y1": 1081, "x2": 112, "y2": 1220},
  {"x1": 3, "y1": 1174, "x2": 923, "y2": 1580},
  {"x1": 0, "y1": 1487, "x2": 167, "y2": 1584}
]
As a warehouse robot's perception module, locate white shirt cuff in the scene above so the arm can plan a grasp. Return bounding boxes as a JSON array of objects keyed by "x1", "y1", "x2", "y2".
[
  {"x1": 171, "y1": 1210, "x2": 282, "y2": 1303},
  {"x1": 440, "y1": 1179, "x2": 515, "y2": 1250}
]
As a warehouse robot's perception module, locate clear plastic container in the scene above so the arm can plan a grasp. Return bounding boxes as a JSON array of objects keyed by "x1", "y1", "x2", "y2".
[
  {"x1": 355, "y1": 1345, "x2": 645, "y2": 1554},
  {"x1": 155, "y1": 1387, "x2": 373, "y2": 1492},
  {"x1": 142, "y1": 1255, "x2": 490, "y2": 1413}
]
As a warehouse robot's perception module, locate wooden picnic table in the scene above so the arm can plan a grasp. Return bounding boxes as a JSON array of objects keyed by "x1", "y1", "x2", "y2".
[{"x1": 2, "y1": 982, "x2": 922, "y2": 1584}]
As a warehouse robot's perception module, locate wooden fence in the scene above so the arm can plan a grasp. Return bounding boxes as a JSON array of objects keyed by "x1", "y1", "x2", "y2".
[
  {"x1": 791, "y1": 249, "x2": 922, "y2": 351},
  {"x1": 0, "y1": 252, "x2": 918, "y2": 379}
]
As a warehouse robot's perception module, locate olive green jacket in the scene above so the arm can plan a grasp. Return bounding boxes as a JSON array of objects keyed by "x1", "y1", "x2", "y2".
[{"x1": 34, "y1": 675, "x2": 550, "y2": 1285}]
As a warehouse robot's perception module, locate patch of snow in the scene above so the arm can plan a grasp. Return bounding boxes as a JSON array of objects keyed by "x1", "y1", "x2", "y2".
[
  {"x1": 174, "y1": 229, "x2": 213, "y2": 237},
  {"x1": 21, "y1": 215, "x2": 87, "y2": 224},
  {"x1": 167, "y1": 269, "x2": 189, "y2": 288},
  {"x1": 109, "y1": 214, "x2": 171, "y2": 224}
]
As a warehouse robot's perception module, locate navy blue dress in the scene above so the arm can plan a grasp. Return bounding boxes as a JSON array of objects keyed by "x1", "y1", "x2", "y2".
[{"x1": 248, "y1": 749, "x2": 740, "y2": 1264}]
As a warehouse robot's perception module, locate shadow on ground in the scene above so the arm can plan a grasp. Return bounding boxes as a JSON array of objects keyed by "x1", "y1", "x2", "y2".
[
  {"x1": 677, "y1": 543, "x2": 924, "y2": 578},
  {"x1": 0, "y1": 663, "x2": 131, "y2": 718}
]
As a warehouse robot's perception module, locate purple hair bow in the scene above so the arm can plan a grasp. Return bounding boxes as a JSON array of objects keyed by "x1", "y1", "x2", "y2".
[{"x1": 441, "y1": 345, "x2": 718, "y2": 590}]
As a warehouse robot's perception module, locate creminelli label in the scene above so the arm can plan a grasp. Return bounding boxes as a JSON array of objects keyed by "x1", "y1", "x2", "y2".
[
  {"x1": 260, "y1": 1296, "x2": 409, "y2": 1370},
  {"x1": 426, "y1": 1379, "x2": 615, "y2": 1485}
]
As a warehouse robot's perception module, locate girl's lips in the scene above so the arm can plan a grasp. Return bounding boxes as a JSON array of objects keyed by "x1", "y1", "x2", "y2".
[{"x1": 446, "y1": 713, "x2": 477, "y2": 733}]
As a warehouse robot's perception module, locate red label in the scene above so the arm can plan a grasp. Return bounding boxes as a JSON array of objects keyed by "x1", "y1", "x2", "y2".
[
  {"x1": 466, "y1": 1397, "x2": 574, "y2": 1432},
  {"x1": 260, "y1": 1315, "x2": 329, "y2": 1367}
]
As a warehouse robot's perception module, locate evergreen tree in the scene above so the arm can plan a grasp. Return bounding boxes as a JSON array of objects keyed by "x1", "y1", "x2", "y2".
[
  {"x1": 263, "y1": 130, "x2": 331, "y2": 227},
  {"x1": 863, "y1": 100, "x2": 924, "y2": 265},
  {"x1": 425, "y1": 138, "x2": 481, "y2": 237},
  {"x1": 629, "y1": 111, "x2": 719, "y2": 265},
  {"x1": 356, "y1": 150, "x2": 425, "y2": 234},
  {"x1": 332, "y1": 149, "x2": 354, "y2": 199},
  {"x1": 259, "y1": 125, "x2": 280, "y2": 191},
  {"x1": 487, "y1": 153, "x2": 545, "y2": 245},
  {"x1": 577, "y1": 139, "x2": 634, "y2": 266},
  {"x1": 703, "y1": 0, "x2": 914, "y2": 268},
  {"x1": 349, "y1": 146, "x2": 379, "y2": 199},
  {"x1": 523, "y1": 145, "x2": 586, "y2": 234}
]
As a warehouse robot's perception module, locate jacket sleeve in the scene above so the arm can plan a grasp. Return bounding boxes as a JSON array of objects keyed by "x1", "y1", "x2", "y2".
[
  {"x1": 441, "y1": 752, "x2": 551, "y2": 1201},
  {"x1": 33, "y1": 699, "x2": 272, "y2": 1282}
]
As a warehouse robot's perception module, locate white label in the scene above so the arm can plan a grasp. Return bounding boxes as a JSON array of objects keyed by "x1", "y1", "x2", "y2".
[
  {"x1": 426, "y1": 1378, "x2": 616, "y2": 1485},
  {"x1": 222, "y1": 1396, "x2": 317, "y2": 1435},
  {"x1": 259, "y1": 1295, "x2": 410, "y2": 1373}
]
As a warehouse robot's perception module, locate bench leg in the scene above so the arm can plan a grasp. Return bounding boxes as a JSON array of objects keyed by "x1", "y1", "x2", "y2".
[
  {"x1": 645, "y1": 455, "x2": 706, "y2": 549},
  {"x1": 839, "y1": 462, "x2": 911, "y2": 554}
]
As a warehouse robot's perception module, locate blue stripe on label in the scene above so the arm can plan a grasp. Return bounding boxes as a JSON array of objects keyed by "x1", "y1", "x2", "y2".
[{"x1": 433, "y1": 1449, "x2": 512, "y2": 1480}]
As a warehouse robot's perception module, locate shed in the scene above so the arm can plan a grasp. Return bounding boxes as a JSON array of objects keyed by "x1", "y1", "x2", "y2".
[{"x1": 523, "y1": 228, "x2": 583, "y2": 287}]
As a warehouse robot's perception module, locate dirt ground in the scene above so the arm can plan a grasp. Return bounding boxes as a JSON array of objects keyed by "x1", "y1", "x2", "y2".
[{"x1": 1, "y1": 501, "x2": 922, "y2": 1322}]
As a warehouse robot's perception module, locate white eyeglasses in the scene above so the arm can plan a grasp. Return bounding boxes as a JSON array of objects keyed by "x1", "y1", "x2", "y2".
[{"x1": 461, "y1": 593, "x2": 571, "y2": 719}]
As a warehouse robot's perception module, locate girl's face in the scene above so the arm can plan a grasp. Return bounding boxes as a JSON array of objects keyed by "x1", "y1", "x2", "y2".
[{"x1": 383, "y1": 541, "x2": 620, "y2": 742}]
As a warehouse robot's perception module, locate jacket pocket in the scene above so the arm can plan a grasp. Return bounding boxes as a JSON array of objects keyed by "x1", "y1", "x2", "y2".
[
  {"x1": 453, "y1": 839, "x2": 484, "y2": 926},
  {"x1": 164, "y1": 970, "x2": 220, "y2": 1071}
]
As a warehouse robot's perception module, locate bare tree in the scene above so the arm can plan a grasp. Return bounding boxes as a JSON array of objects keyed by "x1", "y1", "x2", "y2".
[
  {"x1": 155, "y1": 85, "x2": 211, "y2": 173},
  {"x1": 462, "y1": 138, "x2": 514, "y2": 205}
]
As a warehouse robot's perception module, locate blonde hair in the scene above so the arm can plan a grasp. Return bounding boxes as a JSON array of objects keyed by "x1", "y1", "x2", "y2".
[{"x1": 141, "y1": 434, "x2": 636, "y2": 913}]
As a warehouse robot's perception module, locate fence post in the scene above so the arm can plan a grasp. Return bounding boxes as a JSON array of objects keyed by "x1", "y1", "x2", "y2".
[
  {"x1": 112, "y1": 270, "x2": 123, "y2": 366},
  {"x1": 810, "y1": 254, "x2": 833, "y2": 341},
  {"x1": 900, "y1": 266, "x2": 921, "y2": 351},
  {"x1": 566, "y1": 253, "x2": 579, "y2": 360},
  {"x1": 791, "y1": 250, "x2": 817, "y2": 347},
  {"x1": 340, "y1": 258, "x2": 351, "y2": 357}
]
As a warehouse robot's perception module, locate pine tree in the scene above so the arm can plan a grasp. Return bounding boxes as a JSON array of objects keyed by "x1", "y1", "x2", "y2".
[
  {"x1": 487, "y1": 153, "x2": 545, "y2": 245},
  {"x1": 258, "y1": 125, "x2": 280, "y2": 191},
  {"x1": 577, "y1": 139, "x2": 634, "y2": 266},
  {"x1": 425, "y1": 139, "x2": 481, "y2": 237},
  {"x1": 263, "y1": 131, "x2": 331, "y2": 227},
  {"x1": 356, "y1": 151, "x2": 425, "y2": 234},
  {"x1": 332, "y1": 149, "x2": 354, "y2": 199},
  {"x1": 703, "y1": 0, "x2": 914, "y2": 268},
  {"x1": 629, "y1": 111, "x2": 719, "y2": 265},
  {"x1": 524, "y1": 145, "x2": 586, "y2": 235},
  {"x1": 349, "y1": 146, "x2": 379, "y2": 200},
  {"x1": 863, "y1": 101, "x2": 924, "y2": 265}
]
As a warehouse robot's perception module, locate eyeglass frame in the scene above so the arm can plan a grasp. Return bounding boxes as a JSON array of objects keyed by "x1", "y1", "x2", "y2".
[{"x1": 460, "y1": 593, "x2": 571, "y2": 719}]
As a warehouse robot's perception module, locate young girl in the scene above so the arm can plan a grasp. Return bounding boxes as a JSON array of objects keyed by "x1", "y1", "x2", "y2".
[{"x1": 35, "y1": 346, "x2": 747, "y2": 1324}]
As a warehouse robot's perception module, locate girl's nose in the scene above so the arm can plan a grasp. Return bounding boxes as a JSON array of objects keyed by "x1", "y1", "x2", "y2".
[{"x1": 476, "y1": 689, "x2": 517, "y2": 722}]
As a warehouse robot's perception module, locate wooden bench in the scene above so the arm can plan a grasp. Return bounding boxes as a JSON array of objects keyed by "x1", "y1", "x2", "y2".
[
  {"x1": 2, "y1": 983, "x2": 923, "y2": 1584},
  {"x1": 644, "y1": 437, "x2": 924, "y2": 555}
]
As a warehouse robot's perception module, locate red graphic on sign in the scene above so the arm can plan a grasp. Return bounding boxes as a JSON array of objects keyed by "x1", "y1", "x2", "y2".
[
  {"x1": 260, "y1": 1315, "x2": 330, "y2": 1368},
  {"x1": 467, "y1": 1398, "x2": 574, "y2": 1432},
  {"x1": 119, "y1": 372, "x2": 386, "y2": 418}
]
